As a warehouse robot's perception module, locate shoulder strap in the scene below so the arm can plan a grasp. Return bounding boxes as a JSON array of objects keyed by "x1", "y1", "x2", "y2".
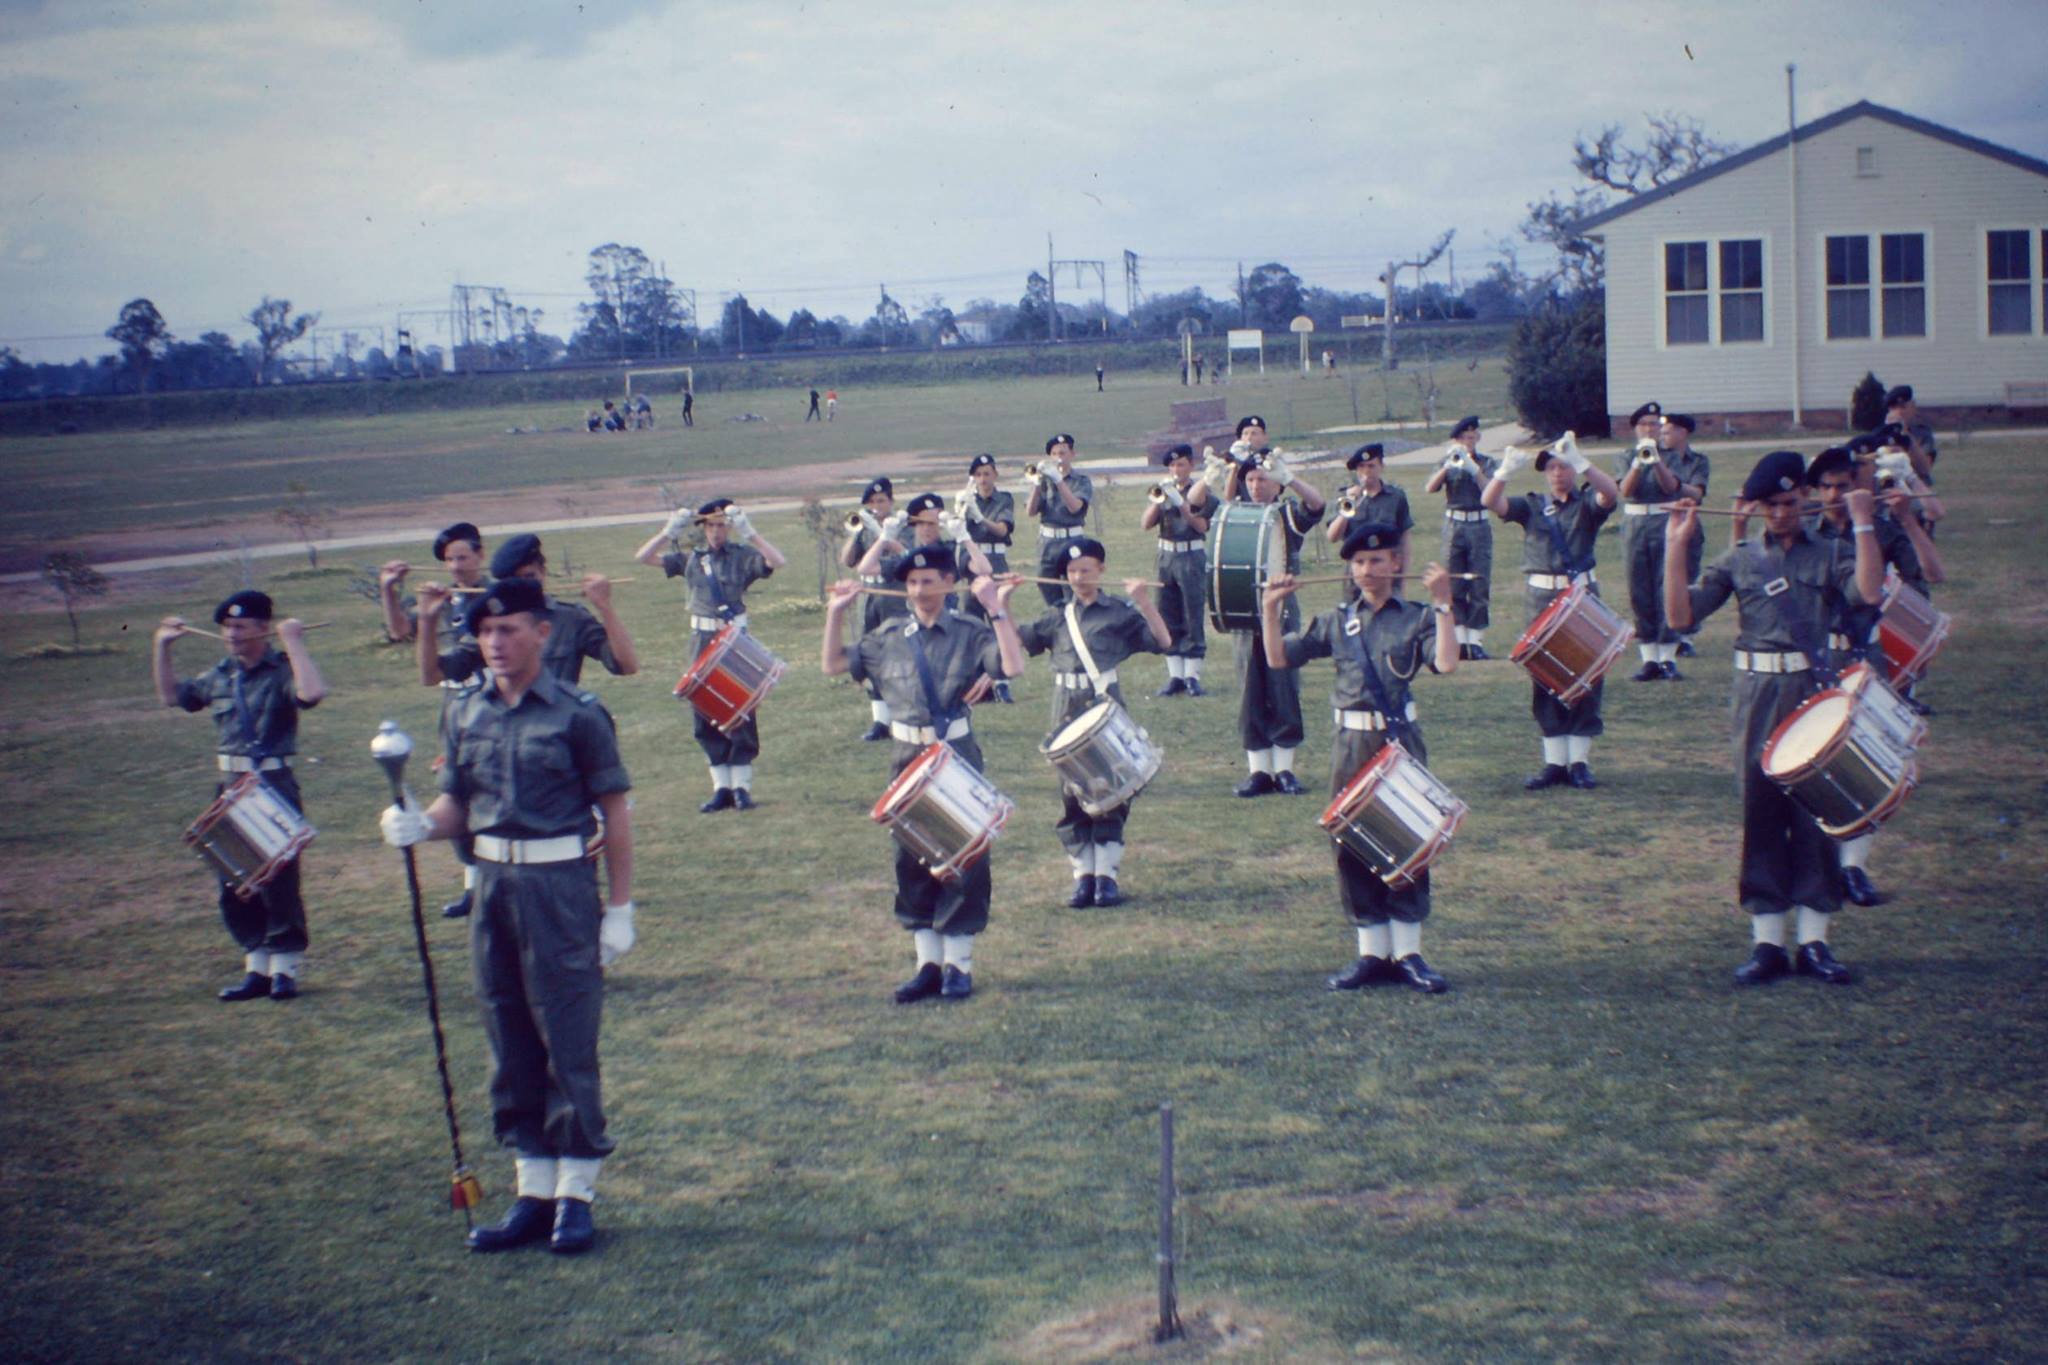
[{"x1": 1063, "y1": 600, "x2": 1107, "y2": 692}]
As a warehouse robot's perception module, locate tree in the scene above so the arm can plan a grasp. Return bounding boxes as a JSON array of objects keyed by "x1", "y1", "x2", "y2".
[
  {"x1": 719, "y1": 294, "x2": 782, "y2": 350},
  {"x1": 784, "y1": 308, "x2": 819, "y2": 348},
  {"x1": 863, "y1": 287, "x2": 912, "y2": 347},
  {"x1": 574, "y1": 243, "x2": 691, "y2": 358},
  {"x1": 1505, "y1": 295, "x2": 1608, "y2": 438},
  {"x1": 1850, "y1": 372, "x2": 1889, "y2": 431},
  {"x1": 106, "y1": 299, "x2": 171, "y2": 394},
  {"x1": 247, "y1": 297, "x2": 318, "y2": 384},
  {"x1": 1243, "y1": 262, "x2": 1304, "y2": 329},
  {"x1": 275, "y1": 480, "x2": 330, "y2": 568},
  {"x1": 1010, "y1": 272, "x2": 1053, "y2": 341},
  {"x1": 40, "y1": 550, "x2": 109, "y2": 648}
]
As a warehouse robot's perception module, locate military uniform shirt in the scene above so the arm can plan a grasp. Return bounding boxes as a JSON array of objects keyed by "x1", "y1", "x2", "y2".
[
  {"x1": 1502, "y1": 487, "x2": 1612, "y2": 576},
  {"x1": 661, "y1": 544, "x2": 771, "y2": 620},
  {"x1": 1283, "y1": 598, "x2": 1436, "y2": 715},
  {"x1": 1018, "y1": 594, "x2": 1163, "y2": 723},
  {"x1": 1035, "y1": 470, "x2": 1094, "y2": 529},
  {"x1": 175, "y1": 647, "x2": 316, "y2": 757},
  {"x1": 847, "y1": 611, "x2": 1008, "y2": 727},
  {"x1": 1812, "y1": 511, "x2": 1922, "y2": 642},
  {"x1": 439, "y1": 671, "x2": 630, "y2": 840},
  {"x1": 441, "y1": 598, "x2": 625, "y2": 687},
  {"x1": 1153, "y1": 484, "x2": 1216, "y2": 544},
  {"x1": 967, "y1": 490, "x2": 1016, "y2": 548},
  {"x1": 1686, "y1": 528, "x2": 1860, "y2": 654},
  {"x1": 1616, "y1": 445, "x2": 1710, "y2": 505},
  {"x1": 1439, "y1": 454, "x2": 1497, "y2": 511},
  {"x1": 1338, "y1": 483, "x2": 1413, "y2": 538}
]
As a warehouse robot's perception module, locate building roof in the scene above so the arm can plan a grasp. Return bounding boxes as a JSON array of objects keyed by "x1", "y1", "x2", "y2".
[{"x1": 1573, "y1": 100, "x2": 2048, "y2": 234}]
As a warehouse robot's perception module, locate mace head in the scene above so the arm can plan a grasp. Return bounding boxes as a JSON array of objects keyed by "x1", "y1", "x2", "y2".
[{"x1": 370, "y1": 719, "x2": 413, "y2": 784}]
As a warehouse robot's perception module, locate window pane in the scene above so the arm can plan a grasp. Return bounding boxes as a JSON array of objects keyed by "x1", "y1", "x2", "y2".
[
  {"x1": 1720, "y1": 239, "x2": 1763, "y2": 290},
  {"x1": 1666, "y1": 242, "x2": 1707, "y2": 292},
  {"x1": 1721, "y1": 292, "x2": 1764, "y2": 342},
  {"x1": 1826, "y1": 235, "x2": 1869, "y2": 286},
  {"x1": 1827, "y1": 290, "x2": 1872, "y2": 339},
  {"x1": 1666, "y1": 295, "x2": 1709, "y2": 344},
  {"x1": 1989, "y1": 283, "x2": 2032, "y2": 335},
  {"x1": 1881, "y1": 287, "x2": 1926, "y2": 337},
  {"x1": 1881, "y1": 233, "x2": 1924, "y2": 284},
  {"x1": 1987, "y1": 229, "x2": 2030, "y2": 281}
]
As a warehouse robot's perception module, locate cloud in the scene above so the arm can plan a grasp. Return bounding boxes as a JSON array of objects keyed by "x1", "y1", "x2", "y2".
[{"x1": 369, "y1": 0, "x2": 673, "y2": 61}]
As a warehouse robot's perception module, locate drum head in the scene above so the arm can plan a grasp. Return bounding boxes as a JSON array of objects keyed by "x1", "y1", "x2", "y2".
[
  {"x1": 1512, "y1": 584, "x2": 1579, "y2": 662},
  {"x1": 1049, "y1": 699, "x2": 1116, "y2": 753},
  {"x1": 870, "y1": 742, "x2": 947, "y2": 822},
  {"x1": 1762, "y1": 692, "x2": 1852, "y2": 778},
  {"x1": 675, "y1": 626, "x2": 736, "y2": 695}
]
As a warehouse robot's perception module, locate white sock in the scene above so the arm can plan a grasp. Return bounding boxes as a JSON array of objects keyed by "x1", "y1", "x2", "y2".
[
  {"x1": 515, "y1": 1156, "x2": 559, "y2": 1199},
  {"x1": 1390, "y1": 921, "x2": 1423, "y2": 958},
  {"x1": 1639, "y1": 643, "x2": 1656, "y2": 664},
  {"x1": 1796, "y1": 906, "x2": 1831, "y2": 945},
  {"x1": 1658, "y1": 642, "x2": 1679, "y2": 664},
  {"x1": 1167, "y1": 656, "x2": 1185, "y2": 679},
  {"x1": 1752, "y1": 911, "x2": 1787, "y2": 946},
  {"x1": 1566, "y1": 736, "x2": 1592, "y2": 765},
  {"x1": 1357, "y1": 924, "x2": 1392, "y2": 959},
  {"x1": 1068, "y1": 848, "x2": 1093, "y2": 880},
  {"x1": 463, "y1": 864, "x2": 477, "y2": 890},
  {"x1": 1094, "y1": 842, "x2": 1123, "y2": 879},
  {"x1": 870, "y1": 699, "x2": 890, "y2": 723},
  {"x1": 1542, "y1": 737, "x2": 1569, "y2": 766},
  {"x1": 1274, "y1": 746, "x2": 1296, "y2": 775},
  {"x1": 1186, "y1": 658, "x2": 1203, "y2": 681},
  {"x1": 555, "y1": 1156, "x2": 602, "y2": 1204},
  {"x1": 1839, "y1": 833, "x2": 1874, "y2": 870},
  {"x1": 913, "y1": 928, "x2": 941, "y2": 967},
  {"x1": 244, "y1": 948, "x2": 271, "y2": 975},
  {"x1": 710, "y1": 764, "x2": 732, "y2": 790},
  {"x1": 942, "y1": 934, "x2": 974, "y2": 973},
  {"x1": 729, "y1": 764, "x2": 753, "y2": 791},
  {"x1": 268, "y1": 951, "x2": 301, "y2": 979},
  {"x1": 1246, "y1": 749, "x2": 1274, "y2": 776}
]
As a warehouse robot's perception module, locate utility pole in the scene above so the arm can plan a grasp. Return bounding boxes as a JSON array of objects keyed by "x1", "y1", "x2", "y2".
[
  {"x1": 1123, "y1": 249, "x2": 1141, "y2": 321},
  {"x1": 1047, "y1": 234, "x2": 1059, "y2": 341},
  {"x1": 1236, "y1": 261, "x2": 1248, "y2": 324}
]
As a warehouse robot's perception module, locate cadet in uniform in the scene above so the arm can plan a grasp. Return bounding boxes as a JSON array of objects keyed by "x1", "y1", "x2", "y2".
[
  {"x1": 1326, "y1": 442, "x2": 1414, "y2": 579},
  {"x1": 1883, "y1": 385, "x2": 1938, "y2": 485},
  {"x1": 1223, "y1": 420, "x2": 1326, "y2": 794},
  {"x1": 418, "y1": 532, "x2": 640, "y2": 689},
  {"x1": 380, "y1": 521, "x2": 490, "y2": 917},
  {"x1": 380, "y1": 577, "x2": 636, "y2": 1256},
  {"x1": 1658, "y1": 415, "x2": 1712, "y2": 657},
  {"x1": 1482, "y1": 438, "x2": 1620, "y2": 788},
  {"x1": 1423, "y1": 415, "x2": 1496, "y2": 658},
  {"x1": 1016, "y1": 537, "x2": 1172, "y2": 907},
  {"x1": 1616, "y1": 402, "x2": 1709, "y2": 679},
  {"x1": 1141, "y1": 442, "x2": 1214, "y2": 696},
  {"x1": 821, "y1": 549, "x2": 1026, "y2": 1003},
  {"x1": 957, "y1": 455, "x2": 1017, "y2": 700},
  {"x1": 632, "y1": 498, "x2": 787, "y2": 812},
  {"x1": 1663, "y1": 451, "x2": 1884, "y2": 987},
  {"x1": 840, "y1": 477, "x2": 904, "y2": 740},
  {"x1": 1026, "y1": 433, "x2": 1094, "y2": 606},
  {"x1": 1260, "y1": 526, "x2": 1461, "y2": 993},
  {"x1": 153, "y1": 590, "x2": 328, "y2": 1001}
]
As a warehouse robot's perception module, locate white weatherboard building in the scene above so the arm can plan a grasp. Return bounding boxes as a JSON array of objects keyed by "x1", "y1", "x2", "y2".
[{"x1": 1576, "y1": 101, "x2": 2048, "y2": 432}]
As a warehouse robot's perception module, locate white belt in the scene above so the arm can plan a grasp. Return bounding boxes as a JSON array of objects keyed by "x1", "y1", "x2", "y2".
[
  {"x1": 1623, "y1": 502, "x2": 1666, "y2": 517},
  {"x1": 1040, "y1": 525, "x2": 1084, "y2": 539},
  {"x1": 218, "y1": 755, "x2": 289, "y2": 773},
  {"x1": 1445, "y1": 509, "x2": 1485, "y2": 522},
  {"x1": 691, "y1": 612, "x2": 746, "y2": 632},
  {"x1": 438, "y1": 678, "x2": 469, "y2": 691},
  {"x1": 1054, "y1": 669, "x2": 1117, "y2": 691},
  {"x1": 890, "y1": 717, "x2": 972, "y2": 744},
  {"x1": 472, "y1": 833, "x2": 586, "y2": 864},
  {"x1": 970, "y1": 539, "x2": 1007, "y2": 550},
  {"x1": 1159, "y1": 539, "x2": 1203, "y2": 553},
  {"x1": 1334, "y1": 709, "x2": 1388, "y2": 731},
  {"x1": 1734, "y1": 649, "x2": 1813, "y2": 674},
  {"x1": 1827, "y1": 633, "x2": 1852, "y2": 651},
  {"x1": 1527, "y1": 572, "x2": 1594, "y2": 590},
  {"x1": 860, "y1": 574, "x2": 887, "y2": 585}
]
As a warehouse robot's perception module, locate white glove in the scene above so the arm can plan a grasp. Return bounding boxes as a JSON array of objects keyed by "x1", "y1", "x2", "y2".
[
  {"x1": 661, "y1": 507, "x2": 691, "y2": 539},
  {"x1": 1556, "y1": 437, "x2": 1591, "y2": 476},
  {"x1": 1875, "y1": 450, "x2": 1912, "y2": 483},
  {"x1": 880, "y1": 512, "x2": 908, "y2": 542},
  {"x1": 1495, "y1": 446, "x2": 1533, "y2": 480},
  {"x1": 1228, "y1": 439, "x2": 1251, "y2": 459},
  {"x1": 723, "y1": 507, "x2": 754, "y2": 540},
  {"x1": 939, "y1": 511, "x2": 969, "y2": 543},
  {"x1": 1261, "y1": 450, "x2": 1293, "y2": 485},
  {"x1": 599, "y1": 901, "x2": 636, "y2": 967},
  {"x1": 1160, "y1": 481, "x2": 1186, "y2": 510},
  {"x1": 854, "y1": 509, "x2": 881, "y2": 536},
  {"x1": 379, "y1": 800, "x2": 429, "y2": 849},
  {"x1": 1045, "y1": 463, "x2": 1066, "y2": 485},
  {"x1": 1200, "y1": 448, "x2": 1234, "y2": 497}
]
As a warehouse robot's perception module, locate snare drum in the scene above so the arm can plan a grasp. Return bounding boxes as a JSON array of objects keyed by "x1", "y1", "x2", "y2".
[
  {"x1": 871, "y1": 743, "x2": 1015, "y2": 882},
  {"x1": 1317, "y1": 740, "x2": 1469, "y2": 889},
  {"x1": 1760, "y1": 688, "x2": 1917, "y2": 838},
  {"x1": 1207, "y1": 501, "x2": 1288, "y2": 632},
  {"x1": 1874, "y1": 571, "x2": 1950, "y2": 685},
  {"x1": 1041, "y1": 699, "x2": 1163, "y2": 815},
  {"x1": 184, "y1": 773, "x2": 317, "y2": 899},
  {"x1": 1837, "y1": 660, "x2": 1927, "y2": 754},
  {"x1": 674, "y1": 624, "x2": 787, "y2": 733},
  {"x1": 1510, "y1": 584, "x2": 1634, "y2": 704}
]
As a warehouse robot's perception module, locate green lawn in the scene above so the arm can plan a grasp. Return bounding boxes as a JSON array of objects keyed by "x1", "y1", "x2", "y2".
[{"x1": 0, "y1": 407, "x2": 2042, "y2": 1361}]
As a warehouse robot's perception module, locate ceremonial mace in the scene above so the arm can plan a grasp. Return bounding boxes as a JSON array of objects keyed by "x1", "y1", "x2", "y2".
[{"x1": 371, "y1": 720, "x2": 483, "y2": 1226}]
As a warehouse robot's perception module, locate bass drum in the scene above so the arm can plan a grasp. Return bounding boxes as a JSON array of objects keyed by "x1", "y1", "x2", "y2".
[{"x1": 1207, "y1": 501, "x2": 1287, "y2": 632}]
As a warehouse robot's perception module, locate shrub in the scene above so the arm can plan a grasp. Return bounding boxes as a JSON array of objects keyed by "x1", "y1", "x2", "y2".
[{"x1": 1506, "y1": 296, "x2": 1609, "y2": 438}]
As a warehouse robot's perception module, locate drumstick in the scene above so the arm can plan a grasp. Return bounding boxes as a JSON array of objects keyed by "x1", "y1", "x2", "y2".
[
  {"x1": 1018, "y1": 574, "x2": 1168, "y2": 589},
  {"x1": 1288, "y1": 572, "x2": 1484, "y2": 585},
  {"x1": 180, "y1": 622, "x2": 332, "y2": 641},
  {"x1": 1676, "y1": 499, "x2": 1931, "y2": 518},
  {"x1": 442, "y1": 579, "x2": 635, "y2": 594}
]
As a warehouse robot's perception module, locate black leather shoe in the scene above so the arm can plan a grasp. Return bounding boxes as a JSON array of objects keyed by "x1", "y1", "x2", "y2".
[
  {"x1": 1631, "y1": 661, "x2": 1664, "y2": 682},
  {"x1": 1183, "y1": 678, "x2": 1206, "y2": 697},
  {"x1": 1841, "y1": 866, "x2": 1883, "y2": 906},
  {"x1": 218, "y1": 972, "x2": 271, "y2": 1002},
  {"x1": 731, "y1": 788, "x2": 755, "y2": 811},
  {"x1": 1795, "y1": 940, "x2": 1854, "y2": 984},
  {"x1": 1235, "y1": 772, "x2": 1276, "y2": 798},
  {"x1": 1677, "y1": 638, "x2": 1698, "y2": 658},
  {"x1": 441, "y1": 891, "x2": 473, "y2": 919},
  {"x1": 1155, "y1": 677, "x2": 1186, "y2": 698},
  {"x1": 1467, "y1": 644, "x2": 1490, "y2": 661},
  {"x1": 1908, "y1": 697, "x2": 1934, "y2": 717},
  {"x1": 1093, "y1": 876, "x2": 1124, "y2": 907},
  {"x1": 861, "y1": 721, "x2": 890, "y2": 742},
  {"x1": 994, "y1": 681, "x2": 1014, "y2": 704},
  {"x1": 1067, "y1": 875, "x2": 1098, "y2": 909},
  {"x1": 269, "y1": 973, "x2": 299, "y2": 1001},
  {"x1": 893, "y1": 962, "x2": 944, "y2": 1004},
  {"x1": 1395, "y1": 953, "x2": 1448, "y2": 993},
  {"x1": 1734, "y1": 942, "x2": 1790, "y2": 986},
  {"x1": 939, "y1": 964, "x2": 973, "y2": 1000},
  {"x1": 1326, "y1": 955, "x2": 1395, "y2": 991},
  {"x1": 1661, "y1": 661, "x2": 1684, "y2": 681},
  {"x1": 467, "y1": 1196, "x2": 555, "y2": 1253},
  {"x1": 1457, "y1": 644, "x2": 1474, "y2": 662},
  {"x1": 1524, "y1": 764, "x2": 1568, "y2": 790},
  {"x1": 1274, "y1": 770, "x2": 1307, "y2": 796},
  {"x1": 699, "y1": 788, "x2": 735, "y2": 813},
  {"x1": 550, "y1": 1197, "x2": 596, "y2": 1254},
  {"x1": 1566, "y1": 762, "x2": 1598, "y2": 790}
]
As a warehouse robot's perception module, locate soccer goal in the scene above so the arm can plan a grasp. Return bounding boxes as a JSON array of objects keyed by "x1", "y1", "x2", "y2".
[{"x1": 623, "y1": 366, "x2": 694, "y2": 398}]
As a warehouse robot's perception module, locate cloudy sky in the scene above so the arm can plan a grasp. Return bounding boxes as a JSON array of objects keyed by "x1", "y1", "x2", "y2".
[{"x1": 2, "y1": 0, "x2": 2043, "y2": 361}]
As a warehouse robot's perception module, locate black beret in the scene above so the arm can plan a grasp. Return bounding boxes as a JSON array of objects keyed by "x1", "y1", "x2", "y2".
[
  {"x1": 1045, "y1": 433, "x2": 1076, "y2": 453},
  {"x1": 1885, "y1": 385, "x2": 1914, "y2": 407},
  {"x1": 904, "y1": 492, "x2": 946, "y2": 518},
  {"x1": 1628, "y1": 401, "x2": 1662, "y2": 425},
  {"x1": 1806, "y1": 448, "x2": 1855, "y2": 484},
  {"x1": 489, "y1": 533, "x2": 543, "y2": 578},
  {"x1": 1846, "y1": 432, "x2": 1885, "y2": 456},
  {"x1": 1663, "y1": 412, "x2": 1697, "y2": 432},
  {"x1": 1740, "y1": 450, "x2": 1807, "y2": 502},
  {"x1": 968, "y1": 453, "x2": 997, "y2": 473},
  {"x1": 1340, "y1": 523, "x2": 1403, "y2": 558},
  {"x1": 890, "y1": 546, "x2": 959, "y2": 582},
  {"x1": 213, "y1": 589, "x2": 274, "y2": 624},
  {"x1": 1160, "y1": 443, "x2": 1194, "y2": 465},
  {"x1": 861, "y1": 478, "x2": 894, "y2": 503},
  {"x1": 1062, "y1": 537, "x2": 1107, "y2": 568},
  {"x1": 432, "y1": 521, "x2": 482, "y2": 562},
  {"x1": 1533, "y1": 448, "x2": 1563, "y2": 471},
  {"x1": 1235, "y1": 415, "x2": 1267, "y2": 436},
  {"x1": 1449, "y1": 415, "x2": 1482, "y2": 439},
  {"x1": 465, "y1": 576, "x2": 548, "y2": 631},
  {"x1": 1346, "y1": 442, "x2": 1385, "y2": 469}
]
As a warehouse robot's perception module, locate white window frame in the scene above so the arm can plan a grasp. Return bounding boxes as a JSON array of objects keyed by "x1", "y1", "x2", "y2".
[
  {"x1": 1818, "y1": 229, "x2": 1935, "y2": 346},
  {"x1": 1655, "y1": 233, "x2": 1773, "y2": 351},
  {"x1": 1981, "y1": 224, "x2": 2045, "y2": 339}
]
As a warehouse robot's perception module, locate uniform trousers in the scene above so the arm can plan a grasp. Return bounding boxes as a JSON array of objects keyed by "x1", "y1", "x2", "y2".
[
  {"x1": 1155, "y1": 549, "x2": 1207, "y2": 659},
  {"x1": 1442, "y1": 518, "x2": 1491, "y2": 631},
  {"x1": 1733, "y1": 672, "x2": 1843, "y2": 917}
]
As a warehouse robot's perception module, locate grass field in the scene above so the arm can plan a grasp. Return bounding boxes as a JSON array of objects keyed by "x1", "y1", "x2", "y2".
[{"x1": 1, "y1": 400, "x2": 2043, "y2": 1361}]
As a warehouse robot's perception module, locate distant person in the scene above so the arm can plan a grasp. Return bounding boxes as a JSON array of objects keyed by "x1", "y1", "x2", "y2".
[
  {"x1": 825, "y1": 389, "x2": 838, "y2": 421},
  {"x1": 602, "y1": 400, "x2": 625, "y2": 433},
  {"x1": 585, "y1": 407, "x2": 602, "y2": 434},
  {"x1": 631, "y1": 394, "x2": 654, "y2": 430},
  {"x1": 805, "y1": 388, "x2": 822, "y2": 422},
  {"x1": 1095, "y1": 363, "x2": 1105, "y2": 392},
  {"x1": 1193, "y1": 355, "x2": 1204, "y2": 384},
  {"x1": 1180, "y1": 359, "x2": 1189, "y2": 385},
  {"x1": 1322, "y1": 348, "x2": 1334, "y2": 372},
  {"x1": 681, "y1": 391, "x2": 695, "y2": 427},
  {"x1": 1882, "y1": 385, "x2": 1937, "y2": 485}
]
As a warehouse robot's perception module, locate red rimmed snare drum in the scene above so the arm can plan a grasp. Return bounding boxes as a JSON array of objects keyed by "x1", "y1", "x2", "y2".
[
  {"x1": 871, "y1": 742, "x2": 1015, "y2": 882},
  {"x1": 1317, "y1": 739, "x2": 1469, "y2": 889},
  {"x1": 1510, "y1": 584, "x2": 1634, "y2": 704},
  {"x1": 674, "y1": 624, "x2": 787, "y2": 734},
  {"x1": 1837, "y1": 659, "x2": 1927, "y2": 754},
  {"x1": 1760, "y1": 687, "x2": 1917, "y2": 838},
  {"x1": 184, "y1": 772, "x2": 316, "y2": 899},
  {"x1": 1874, "y1": 570, "x2": 1949, "y2": 686}
]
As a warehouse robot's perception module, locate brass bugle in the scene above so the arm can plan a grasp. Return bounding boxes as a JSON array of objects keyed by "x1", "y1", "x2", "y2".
[
  {"x1": 844, "y1": 510, "x2": 871, "y2": 532},
  {"x1": 1335, "y1": 493, "x2": 1360, "y2": 519},
  {"x1": 1022, "y1": 461, "x2": 1045, "y2": 481}
]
